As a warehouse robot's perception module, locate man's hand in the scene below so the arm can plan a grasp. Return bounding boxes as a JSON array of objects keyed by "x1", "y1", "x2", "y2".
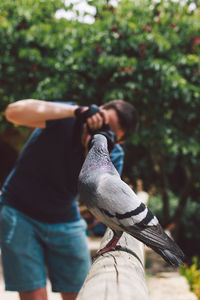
[
  {"x1": 73, "y1": 104, "x2": 111, "y2": 151},
  {"x1": 75, "y1": 104, "x2": 109, "y2": 132},
  {"x1": 86, "y1": 108, "x2": 109, "y2": 131}
]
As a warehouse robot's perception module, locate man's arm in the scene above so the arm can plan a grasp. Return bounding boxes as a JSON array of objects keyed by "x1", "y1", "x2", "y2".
[{"x1": 5, "y1": 99, "x2": 79, "y2": 128}]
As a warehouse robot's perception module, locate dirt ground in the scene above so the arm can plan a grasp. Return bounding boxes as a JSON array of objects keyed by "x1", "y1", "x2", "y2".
[{"x1": 145, "y1": 248, "x2": 197, "y2": 300}]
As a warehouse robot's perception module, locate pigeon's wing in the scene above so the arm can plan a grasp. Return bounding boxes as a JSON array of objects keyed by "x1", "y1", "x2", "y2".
[
  {"x1": 85, "y1": 172, "x2": 142, "y2": 231},
  {"x1": 95, "y1": 172, "x2": 156, "y2": 226},
  {"x1": 88, "y1": 172, "x2": 154, "y2": 233},
  {"x1": 94, "y1": 173, "x2": 184, "y2": 258}
]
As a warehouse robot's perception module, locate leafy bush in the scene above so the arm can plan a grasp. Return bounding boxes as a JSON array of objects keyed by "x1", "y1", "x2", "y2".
[{"x1": 180, "y1": 257, "x2": 200, "y2": 299}]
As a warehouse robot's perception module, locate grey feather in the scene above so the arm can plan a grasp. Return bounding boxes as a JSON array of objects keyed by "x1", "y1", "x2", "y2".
[{"x1": 78, "y1": 134, "x2": 185, "y2": 266}]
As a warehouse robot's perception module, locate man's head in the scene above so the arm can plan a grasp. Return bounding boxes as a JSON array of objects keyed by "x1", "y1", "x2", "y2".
[
  {"x1": 102, "y1": 100, "x2": 138, "y2": 143},
  {"x1": 79, "y1": 100, "x2": 138, "y2": 150}
]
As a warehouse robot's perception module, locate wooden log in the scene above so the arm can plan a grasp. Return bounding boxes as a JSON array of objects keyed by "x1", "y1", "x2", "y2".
[{"x1": 77, "y1": 228, "x2": 148, "y2": 300}]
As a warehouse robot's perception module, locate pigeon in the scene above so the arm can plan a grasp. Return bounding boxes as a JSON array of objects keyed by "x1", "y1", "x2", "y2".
[{"x1": 78, "y1": 133, "x2": 185, "y2": 266}]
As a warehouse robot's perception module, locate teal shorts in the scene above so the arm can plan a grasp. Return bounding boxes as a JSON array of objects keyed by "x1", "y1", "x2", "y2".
[{"x1": 0, "y1": 205, "x2": 91, "y2": 293}]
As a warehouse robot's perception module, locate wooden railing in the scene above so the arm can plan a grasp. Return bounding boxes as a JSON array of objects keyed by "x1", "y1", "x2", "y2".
[{"x1": 77, "y1": 228, "x2": 148, "y2": 300}]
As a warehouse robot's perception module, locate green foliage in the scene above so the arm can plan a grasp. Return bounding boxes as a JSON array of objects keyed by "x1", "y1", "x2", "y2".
[
  {"x1": 178, "y1": 200, "x2": 200, "y2": 259},
  {"x1": 180, "y1": 257, "x2": 200, "y2": 299},
  {"x1": 148, "y1": 190, "x2": 179, "y2": 220},
  {"x1": 0, "y1": 0, "x2": 200, "y2": 245},
  {"x1": 148, "y1": 193, "x2": 200, "y2": 258},
  {"x1": 0, "y1": 0, "x2": 70, "y2": 110},
  {"x1": 181, "y1": 200, "x2": 200, "y2": 240}
]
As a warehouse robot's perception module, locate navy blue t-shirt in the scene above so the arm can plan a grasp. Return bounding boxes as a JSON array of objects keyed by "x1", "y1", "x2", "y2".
[{"x1": 0, "y1": 115, "x2": 124, "y2": 223}]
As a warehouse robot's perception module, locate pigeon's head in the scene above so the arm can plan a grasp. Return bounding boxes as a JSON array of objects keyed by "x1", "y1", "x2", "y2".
[
  {"x1": 88, "y1": 134, "x2": 107, "y2": 150},
  {"x1": 93, "y1": 133, "x2": 107, "y2": 144},
  {"x1": 88, "y1": 131, "x2": 117, "y2": 153}
]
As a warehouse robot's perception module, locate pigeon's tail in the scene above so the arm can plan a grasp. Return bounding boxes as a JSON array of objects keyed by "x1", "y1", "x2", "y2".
[{"x1": 150, "y1": 246, "x2": 185, "y2": 267}]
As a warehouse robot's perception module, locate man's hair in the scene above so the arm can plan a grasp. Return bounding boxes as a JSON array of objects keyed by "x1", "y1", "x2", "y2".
[{"x1": 103, "y1": 100, "x2": 138, "y2": 140}]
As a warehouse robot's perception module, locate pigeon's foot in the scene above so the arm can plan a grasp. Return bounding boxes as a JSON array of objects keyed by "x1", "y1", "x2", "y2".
[
  {"x1": 92, "y1": 231, "x2": 123, "y2": 260},
  {"x1": 93, "y1": 245, "x2": 123, "y2": 260}
]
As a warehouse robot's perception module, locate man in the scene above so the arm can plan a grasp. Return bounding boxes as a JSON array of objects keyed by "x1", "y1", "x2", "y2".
[{"x1": 0, "y1": 99, "x2": 138, "y2": 300}]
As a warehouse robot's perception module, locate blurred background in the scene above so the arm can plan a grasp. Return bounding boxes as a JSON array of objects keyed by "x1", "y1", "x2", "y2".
[{"x1": 0, "y1": 0, "x2": 199, "y2": 294}]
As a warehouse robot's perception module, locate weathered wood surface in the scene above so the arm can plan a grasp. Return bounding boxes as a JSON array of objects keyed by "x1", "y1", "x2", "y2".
[{"x1": 77, "y1": 228, "x2": 148, "y2": 300}]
